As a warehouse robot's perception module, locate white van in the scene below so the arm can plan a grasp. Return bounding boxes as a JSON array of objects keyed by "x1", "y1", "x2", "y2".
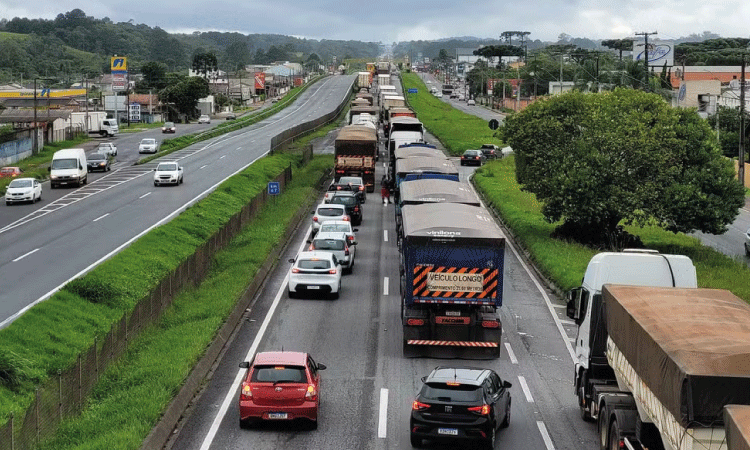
[{"x1": 50, "y1": 148, "x2": 87, "y2": 188}]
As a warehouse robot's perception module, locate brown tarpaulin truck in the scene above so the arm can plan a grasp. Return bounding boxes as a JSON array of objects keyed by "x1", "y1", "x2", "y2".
[{"x1": 334, "y1": 125, "x2": 378, "y2": 192}]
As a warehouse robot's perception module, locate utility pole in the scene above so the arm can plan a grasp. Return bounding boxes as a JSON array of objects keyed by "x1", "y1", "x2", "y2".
[
  {"x1": 740, "y1": 54, "x2": 746, "y2": 187},
  {"x1": 33, "y1": 78, "x2": 38, "y2": 154},
  {"x1": 635, "y1": 31, "x2": 657, "y2": 91},
  {"x1": 84, "y1": 76, "x2": 89, "y2": 134}
]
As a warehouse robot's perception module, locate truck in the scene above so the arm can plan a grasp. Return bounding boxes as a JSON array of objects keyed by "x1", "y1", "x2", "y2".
[
  {"x1": 377, "y1": 73, "x2": 391, "y2": 86},
  {"x1": 577, "y1": 284, "x2": 750, "y2": 450},
  {"x1": 350, "y1": 105, "x2": 379, "y2": 126},
  {"x1": 70, "y1": 112, "x2": 119, "y2": 137},
  {"x1": 394, "y1": 156, "x2": 459, "y2": 201},
  {"x1": 389, "y1": 141, "x2": 442, "y2": 181},
  {"x1": 377, "y1": 61, "x2": 390, "y2": 74},
  {"x1": 567, "y1": 250, "x2": 698, "y2": 426},
  {"x1": 395, "y1": 178, "x2": 479, "y2": 233},
  {"x1": 355, "y1": 92, "x2": 374, "y2": 106},
  {"x1": 380, "y1": 95, "x2": 406, "y2": 123},
  {"x1": 377, "y1": 85, "x2": 397, "y2": 105},
  {"x1": 399, "y1": 202, "x2": 505, "y2": 358},
  {"x1": 357, "y1": 72, "x2": 372, "y2": 91},
  {"x1": 724, "y1": 405, "x2": 750, "y2": 450},
  {"x1": 384, "y1": 107, "x2": 416, "y2": 135},
  {"x1": 387, "y1": 116, "x2": 423, "y2": 158},
  {"x1": 334, "y1": 125, "x2": 378, "y2": 193}
]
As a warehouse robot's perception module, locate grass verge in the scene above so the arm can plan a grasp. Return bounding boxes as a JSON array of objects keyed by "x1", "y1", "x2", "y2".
[
  {"x1": 32, "y1": 154, "x2": 331, "y2": 450},
  {"x1": 400, "y1": 73, "x2": 502, "y2": 155}
]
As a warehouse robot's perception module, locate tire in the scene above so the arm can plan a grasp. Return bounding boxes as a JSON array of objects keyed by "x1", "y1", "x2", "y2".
[
  {"x1": 154, "y1": 181, "x2": 158, "y2": 186},
  {"x1": 745, "y1": 243, "x2": 750, "y2": 257},
  {"x1": 307, "y1": 419, "x2": 318, "y2": 430},
  {"x1": 5, "y1": 201, "x2": 10, "y2": 206},
  {"x1": 579, "y1": 382, "x2": 593, "y2": 422},
  {"x1": 288, "y1": 289, "x2": 296, "y2": 299},
  {"x1": 598, "y1": 408, "x2": 609, "y2": 450},
  {"x1": 501, "y1": 398, "x2": 511, "y2": 428},
  {"x1": 485, "y1": 424, "x2": 496, "y2": 449},
  {"x1": 608, "y1": 419, "x2": 621, "y2": 450},
  {"x1": 410, "y1": 434, "x2": 421, "y2": 447},
  {"x1": 331, "y1": 283, "x2": 340, "y2": 299}
]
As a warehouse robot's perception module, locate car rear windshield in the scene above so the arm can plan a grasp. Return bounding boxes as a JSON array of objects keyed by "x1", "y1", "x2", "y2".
[
  {"x1": 330, "y1": 196, "x2": 356, "y2": 206},
  {"x1": 313, "y1": 239, "x2": 345, "y2": 250},
  {"x1": 464, "y1": 150, "x2": 480, "y2": 156},
  {"x1": 328, "y1": 184, "x2": 352, "y2": 191},
  {"x1": 320, "y1": 224, "x2": 350, "y2": 233},
  {"x1": 142, "y1": 139, "x2": 156, "y2": 144},
  {"x1": 317, "y1": 207, "x2": 344, "y2": 216},
  {"x1": 9, "y1": 179, "x2": 32, "y2": 188},
  {"x1": 298, "y1": 259, "x2": 332, "y2": 270},
  {"x1": 251, "y1": 365, "x2": 307, "y2": 383},
  {"x1": 339, "y1": 177, "x2": 362, "y2": 185},
  {"x1": 420, "y1": 383, "x2": 483, "y2": 402}
]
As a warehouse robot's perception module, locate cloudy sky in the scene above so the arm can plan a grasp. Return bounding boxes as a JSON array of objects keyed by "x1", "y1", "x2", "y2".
[{"x1": 1, "y1": 0, "x2": 749, "y2": 43}]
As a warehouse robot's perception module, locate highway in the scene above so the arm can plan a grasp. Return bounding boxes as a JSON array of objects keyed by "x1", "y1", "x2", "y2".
[
  {"x1": 0, "y1": 74, "x2": 355, "y2": 327},
  {"x1": 169, "y1": 78, "x2": 599, "y2": 450}
]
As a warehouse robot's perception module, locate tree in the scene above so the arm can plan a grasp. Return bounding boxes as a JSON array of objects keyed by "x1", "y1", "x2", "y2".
[
  {"x1": 192, "y1": 52, "x2": 218, "y2": 78},
  {"x1": 139, "y1": 61, "x2": 167, "y2": 91},
  {"x1": 601, "y1": 39, "x2": 633, "y2": 61},
  {"x1": 473, "y1": 45, "x2": 524, "y2": 68},
  {"x1": 224, "y1": 40, "x2": 250, "y2": 69},
  {"x1": 159, "y1": 76, "x2": 209, "y2": 119},
  {"x1": 503, "y1": 88, "x2": 745, "y2": 248}
]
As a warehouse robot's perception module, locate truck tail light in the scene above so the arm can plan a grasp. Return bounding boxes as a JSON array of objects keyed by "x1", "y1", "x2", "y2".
[
  {"x1": 412, "y1": 400, "x2": 431, "y2": 411},
  {"x1": 354, "y1": 206, "x2": 360, "y2": 212},
  {"x1": 481, "y1": 320, "x2": 500, "y2": 329},
  {"x1": 359, "y1": 185, "x2": 364, "y2": 191},
  {"x1": 240, "y1": 382, "x2": 253, "y2": 401},
  {"x1": 406, "y1": 318, "x2": 425, "y2": 326},
  {"x1": 292, "y1": 268, "x2": 300, "y2": 273},
  {"x1": 468, "y1": 404, "x2": 490, "y2": 415}
]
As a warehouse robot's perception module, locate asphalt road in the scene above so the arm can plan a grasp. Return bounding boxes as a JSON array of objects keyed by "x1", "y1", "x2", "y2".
[
  {"x1": 0, "y1": 74, "x2": 356, "y2": 327},
  {"x1": 170, "y1": 83, "x2": 599, "y2": 450}
]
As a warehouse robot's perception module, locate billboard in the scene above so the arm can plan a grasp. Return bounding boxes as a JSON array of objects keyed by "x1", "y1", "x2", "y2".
[
  {"x1": 110, "y1": 57, "x2": 127, "y2": 72},
  {"x1": 254, "y1": 72, "x2": 265, "y2": 90},
  {"x1": 0, "y1": 89, "x2": 86, "y2": 98},
  {"x1": 633, "y1": 39, "x2": 674, "y2": 67}
]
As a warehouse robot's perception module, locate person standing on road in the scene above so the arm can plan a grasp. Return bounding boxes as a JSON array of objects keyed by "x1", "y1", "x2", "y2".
[{"x1": 381, "y1": 175, "x2": 390, "y2": 205}]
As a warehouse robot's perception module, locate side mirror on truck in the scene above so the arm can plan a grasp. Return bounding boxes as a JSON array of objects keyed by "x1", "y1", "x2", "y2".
[{"x1": 567, "y1": 288, "x2": 582, "y2": 323}]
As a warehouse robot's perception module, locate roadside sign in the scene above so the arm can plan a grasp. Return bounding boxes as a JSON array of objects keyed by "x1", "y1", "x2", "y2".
[
  {"x1": 408, "y1": 88, "x2": 418, "y2": 94},
  {"x1": 488, "y1": 119, "x2": 499, "y2": 130},
  {"x1": 129, "y1": 103, "x2": 141, "y2": 122},
  {"x1": 268, "y1": 182, "x2": 280, "y2": 195}
]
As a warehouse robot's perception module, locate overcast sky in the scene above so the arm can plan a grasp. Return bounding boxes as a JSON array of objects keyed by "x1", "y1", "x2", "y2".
[{"x1": 2, "y1": 0, "x2": 749, "y2": 43}]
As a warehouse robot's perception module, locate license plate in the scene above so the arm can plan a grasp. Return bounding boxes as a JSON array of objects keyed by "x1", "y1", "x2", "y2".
[
  {"x1": 438, "y1": 428, "x2": 458, "y2": 435},
  {"x1": 267, "y1": 412, "x2": 288, "y2": 420},
  {"x1": 307, "y1": 285, "x2": 320, "y2": 290},
  {"x1": 445, "y1": 311, "x2": 461, "y2": 317}
]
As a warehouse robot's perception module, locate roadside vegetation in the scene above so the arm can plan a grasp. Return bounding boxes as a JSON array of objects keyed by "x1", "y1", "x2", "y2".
[{"x1": 400, "y1": 73, "x2": 500, "y2": 155}]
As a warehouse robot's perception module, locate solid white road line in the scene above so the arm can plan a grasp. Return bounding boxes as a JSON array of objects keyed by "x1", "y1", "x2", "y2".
[
  {"x1": 536, "y1": 421, "x2": 556, "y2": 450},
  {"x1": 383, "y1": 230, "x2": 388, "y2": 242},
  {"x1": 200, "y1": 165, "x2": 208, "y2": 170},
  {"x1": 139, "y1": 192, "x2": 151, "y2": 199},
  {"x1": 199, "y1": 227, "x2": 311, "y2": 450},
  {"x1": 220, "y1": 155, "x2": 226, "y2": 159},
  {"x1": 518, "y1": 376, "x2": 534, "y2": 403},
  {"x1": 378, "y1": 388, "x2": 389, "y2": 438},
  {"x1": 383, "y1": 277, "x2": 389, "y2": 296},
  {"x1": 12, "y1": 248, "x2": 39, "y2": 262},
  {"x1": 505, "y1": 342, "x2": 518, "y2": 364},
  {"x1": 93, "y1": 213, "x2": 109, "y2": 222}
]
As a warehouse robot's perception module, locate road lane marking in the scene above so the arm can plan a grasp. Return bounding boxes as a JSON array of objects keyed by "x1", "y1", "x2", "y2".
[
  {"x1": 12, "y1": 248, "x2": 39, "y2": 262},
  {"x1": 199, "y1": 228, "x2": 311, "y2": 450},
  {"x1": 139, "y1": 192, "x2": 151, "y2": 199},
  {"x1": 552, "y1": 304, "x2": 566, "y2": 309},
  {"x1": 537, "y1": 421, "x2": 556, "y2": 450},
  {"x1": 378, "y1": 388, "x2": 388, "y2": 438},
  {"x1": 383, "y1": 230, "x2": 388, "y2": 242},
  {"x1": 93, "y1": 213, "x2": 109, "y2": 222},
  {"x1": 518, "y1": 376, "x2": 534, "y2": 403},
  {"x1": 220, "y1": 155, "x2": 226, "y2": 159},
  {"x1": 505, "y1": 342, "x2": 518, "y2": 364},
  {"x1": 383, "y1": 277, "x2": 389, "y2": 296},
  {"x1": 200, "y1": 165, "x2": 208, "y2": 169},
  {"x1": 236, "y1": 147, "x2": 242, "y2": 150}
]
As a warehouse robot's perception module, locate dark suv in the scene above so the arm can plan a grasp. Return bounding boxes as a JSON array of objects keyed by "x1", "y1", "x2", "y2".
[
  {"x1": 329, "y1": 192, "x2": 363, "y2": 226},
  {"x1": 410, "y1": 366, "x2": 511, "y2": 449}
]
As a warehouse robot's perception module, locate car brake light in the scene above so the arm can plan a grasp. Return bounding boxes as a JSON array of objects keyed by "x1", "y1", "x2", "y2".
[
  {"x1": 475, "y1": 156, "x2": 480, "y2": 160},
  {"x1": 468, "y1": 404, "x2": 491, "y2": 415},
  {"x1": 292, "y1": 268, "x2": 300, "y2": 273},
  {"x1": 309, "y1": 244, "x2": 315, "y2": 251},
  {"x1": 343, "y1": 216, "x2": 350, "y2": 222},
  {"x1": 305, "y1": 384, "x2": 318, "y2": 401},
  {"x1": 345, "y1": 246, "x2": 350, "y2": 256},
  {"x1": 337, "y1": 186, "x2": 341, "y2": 190},
  {"x1": 329, "y1": 268, "x2": 337, "y2": 274},
  {"x1": 354, "y1": 206, "x2": 360, "y2": 212},
  {"x1": 313, "y1": 216, "x2": 318, "y2": 222},
  {"x1": 481, "y1": 320, "x2": 500, "y2": 328},
  {"x1": 406, "y1": 318, "x2": 425, "y2": 326},
  {"x1": 359, "y1": 185, "x2": 364, "y2": 191},
  {"x1": 412, "y1": 400, "x2": 431, "y2": 411},
  {"x1": 240, "y1": 382, "x2": 253, "y2": 401}
]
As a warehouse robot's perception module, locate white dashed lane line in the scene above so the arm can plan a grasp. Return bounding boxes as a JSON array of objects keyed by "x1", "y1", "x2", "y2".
[
  {"x1": 518, "y1": 376, "x2": 534, "y2": 403},
  {"x1": 378, "y1": 388, "x2": 388, "y2": 438},
  {"x1": 383, "y1": 277, "x2": 389, "y2": 296},
  {"x1": 12, "y1": 248, "x2": 39, "y2": 262},
  {"x1": 139, "y1": 192, "x2": 151, "y2": 199},
  {"x1": 93, "y1": 213, "x2": 109, "y2": 222},
  {"x1": 505, "y1": 342, "x2": 518, "y2": 364}
]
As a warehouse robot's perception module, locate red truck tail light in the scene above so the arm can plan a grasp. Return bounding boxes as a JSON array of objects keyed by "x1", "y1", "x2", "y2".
[
  {"x1": 481, "y1": 320, "x2": 500, "y2": 329},
  {"x1": 468, "y1": 404, "x2": 490, "y2": 415},
  {"x1": 406, "y1": 318, "x2": 425, "y2": 326},
  {"x1": 475, "y1": 156, "x2": 480, "y2": 160},
  {"x1": 354, "y1": 206, "x2": 360, "y2": 212},
  {"x1": 240, "y1": 382, "x2": 253, "y2": 401},
  {"x1": 308, "y1": 244, "x2": 315, "y2": 251},
  {"x1": 412, "y1": 400, "x2": 431, "y2": 411},
  {"x1": 292, "y1": 267, "x2": 300, "y2": 273}
]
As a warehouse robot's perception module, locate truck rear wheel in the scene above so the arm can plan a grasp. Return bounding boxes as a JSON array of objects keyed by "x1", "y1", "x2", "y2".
[
  {"x1": 598, "y1": 410, "x2": 609, "y2": 450},
  {"x1": 608, "y1": 419, "x2": 621, "y2": 450}
]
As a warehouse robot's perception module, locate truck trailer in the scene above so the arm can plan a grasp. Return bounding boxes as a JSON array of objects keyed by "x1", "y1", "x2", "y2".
[
  {"x1": 725, "y1": 405, "x2": 750, "y2": 450},
  {"x1": 357, "y1": 72, "x2": 372, "y2": 91},
  {"x1": 396, "y1": 178, "x2": 479, "y2": 232},
  {"x1": 334, "y1": 125, "x2": 378, "y2": 192},
  {"x1": 591, "y1": 285, "x2": 750, "y2": 450},
  {"x1": 399, "y1": 202, "x2": 505, "y2": 358},
  {"x1": 390, "y1": 142, "x2": 445, "y2": 181}
]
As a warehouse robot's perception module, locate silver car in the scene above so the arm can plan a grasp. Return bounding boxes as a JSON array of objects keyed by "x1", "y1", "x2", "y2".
[
  {"x1": 318, "y1": 220, "x2": 358, "y2": 247},
  {"x1": 308, "y1": 232, "x2": 356, "y2": 273},
  {"x1": 138, "y1": 138, "x2": 158, "y2": 154},
  {"x1": 311, "y1": 203, "x2": 348, "y2": 235}
]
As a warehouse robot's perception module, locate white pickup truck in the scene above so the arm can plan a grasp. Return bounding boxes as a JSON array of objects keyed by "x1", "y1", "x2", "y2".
[
  {"x1": 96, "y1": 142, "x2": 117, "y2": 156},
  {"x1": 153, "y1": 161, "x2": 183, "y2": 186}
]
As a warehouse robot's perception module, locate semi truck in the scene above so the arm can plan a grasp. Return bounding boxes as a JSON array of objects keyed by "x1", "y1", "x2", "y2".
[
  {"x1": 577, "y1": 285, "x2": 750, "y2": 450},
  {"x1": 399, "y1": 202, "x2": 505, "y2": 358},
  {"x1": 377, "y1": 73, "x2": 391, "y2": 86},
  {"x1": 377, "y1": 61, "x2": 390, "y2": 74},
  {"x1": 387, "y1": 116, "x2": 423, "y2": 157},
  {"x1": 384, "y1": 107, "x2": 416, "y2": 135},
  {"x1": 350, "y1": 105, "x2": 379, "y2": 126},
  {"x1": 357, "y1": 72, "x2": 372, "y2": 91},
  {"x1": 395, "y1": 178, "x2": 479, "y2": 233},
  {"x1": 380, "y1": 95, "x2": 406, "y2": 123},
  {"x1": 334, "y1": 125, "x2": 377, "y2": 192},
  {"x1": 389, "y1": 142, "x2": 444, "y2": 181}
]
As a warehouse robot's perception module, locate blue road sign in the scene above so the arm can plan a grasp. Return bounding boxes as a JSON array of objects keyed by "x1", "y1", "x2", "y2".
[
  {"x1": 268, "y1": 181, "x2": 280, "y2": 195},
  {"x1": 408, "y1": 88, "x2": 418, "y2": 94}
]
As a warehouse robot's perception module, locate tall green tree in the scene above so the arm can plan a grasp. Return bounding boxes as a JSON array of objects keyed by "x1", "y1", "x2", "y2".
[
  {"x1": 224, "y1": 40, "x2": 251, "y2": 70},
  {"x1": 159, "y1": 76, "x2": 209, "y2": 119},
  {"x1": 192, "y1": 51, "x2": 218, "y2": 78},
  {"x1": 601, "y1": 39, "x2": 633, "y2": 61},
  {"x1": 503, "y1": 88, "x2": 744, "y2": 247}
]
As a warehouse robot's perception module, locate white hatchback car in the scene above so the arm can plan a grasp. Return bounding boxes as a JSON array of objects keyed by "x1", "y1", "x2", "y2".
[
  {"x1": 138, "y1": 138, "x2": 158, "y2": 154},
  {"x1": 198, "y1": 115, "x2": 211, "y2": 124},
  {"x1": 5, "y1": 177, "x2": 41, "y2": 205},
  {"x1": 153, "y1": 161, "x2": 183, "y2": 186},
  {"x1": 312, "y1": 203, "x2": 348, "y2": 235},
  {"x1": 467, "y1": 99, "x2": 476, "y2": 106},
  {"x1": 309, "y1": 232, "x2": 356, "y2": 273},
  {"x1": 288, "y1": 251, "x2": 342, "y2": 299}
]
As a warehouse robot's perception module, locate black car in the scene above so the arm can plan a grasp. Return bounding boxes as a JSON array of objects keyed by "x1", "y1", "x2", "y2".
[
  {"x1": 87, "y1": 153, "x2": 111, "y2": 172},
  {"x1": 479, "y1": 144, "x2": 500, "y2": 160},
  {"x1": 460, "y1": 149, "x2": 486, "y2": 166},
  {"x1": 410, "y1": 366, "x2": 511, "y2": 449},
  {"x1": 329, "y1": 192, "x2": 363, "y2": 226}
]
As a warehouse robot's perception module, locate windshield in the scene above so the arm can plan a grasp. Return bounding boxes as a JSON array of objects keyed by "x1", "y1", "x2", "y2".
[
  {"x1": 98, "y1": 144, "x2": 111, "y2": 149},
  {"x1": 251, "y1": 365, "x2": 307, "y2": 383},
  {"x1": 317, "y1": 207, "x2": 345, "y2": 217},
  {"x1": 338, "y1": 177, "x2": 362, "y2": 185},
  {"x1": 298, "y1": 259, "x2": 331, "y2": 269},
  {"x1": 320, "y1": 224, "x2": 351, "y2": 233},
  {"x1": 51, "y1": 158, "x2": 78, "y2": 170},
  {"x1": 158, "y1": 163, "x2": 178, "y2": 171},
  {"x1": 312, "y1": 239, "x2": 345, "y2": 250},
  {"x1": 89, "y1": 154, "x2": 105, "y2": 161},
  {"x1": 141, "y1": 139, "x2": 156, "y2": 145},
  {"x1": 421, "y1": 383, "x2": 483, "y2": 402},
  {"x1": 165, "y1": 122, "x2": 174, "y2": 127},
  {"x1": 9, "y1": 179, "x2": 32, "y2": 188},
  {"x1": 330, "y1": 196, "x2": 356, "y2": 206}
]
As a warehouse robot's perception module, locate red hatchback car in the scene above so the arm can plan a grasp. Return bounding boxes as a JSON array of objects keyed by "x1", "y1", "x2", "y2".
[
  {"x1": 0, "y1": 167, "x2": 23, "y2": 178},
  {"x1": 238, "y1": 351, "x2": 326, "y2": 429}
]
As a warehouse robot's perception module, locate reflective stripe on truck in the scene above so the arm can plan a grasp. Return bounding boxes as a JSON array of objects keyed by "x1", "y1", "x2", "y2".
[
  {"x1": 412, "y1": 266, "x2": 498, "y2": 300},
  {"x1": 407, "y1": 340, "x2": 498, "y2": 347}
]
